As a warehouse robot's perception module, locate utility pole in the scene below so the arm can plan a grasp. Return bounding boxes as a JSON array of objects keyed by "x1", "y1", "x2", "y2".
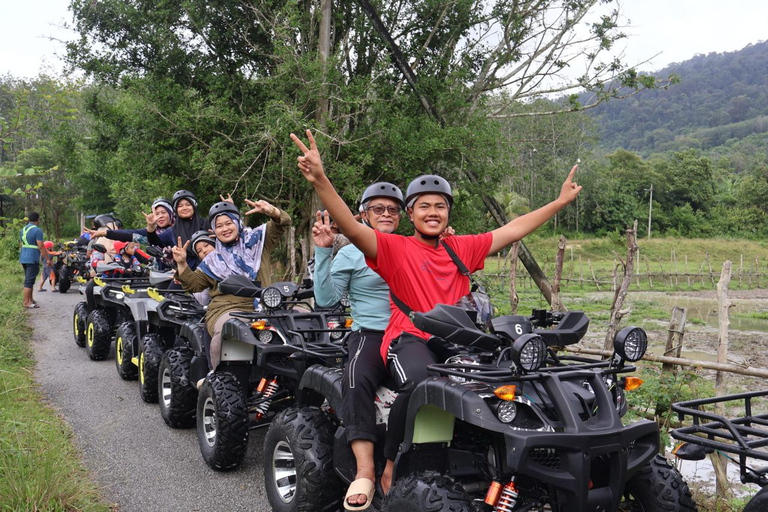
[{"x1": 647, "y1": 184, "x2": 653, "y2": 240}]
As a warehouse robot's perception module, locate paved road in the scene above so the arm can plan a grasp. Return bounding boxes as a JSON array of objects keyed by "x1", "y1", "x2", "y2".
[{"x1": 30, "y1": 289, "x2": 273, "y2": 512}]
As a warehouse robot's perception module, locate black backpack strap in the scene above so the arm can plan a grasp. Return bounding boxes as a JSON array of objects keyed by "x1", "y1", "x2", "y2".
[
  {"x1": 391, "y1": 241, "x2": 476, "y2": 320},
  {"x1": 440, "y1": 240, "x2": 479, "y2": 291},
  {"x1": 390, "y1": 291, "x2": 414, "y2": 320}
]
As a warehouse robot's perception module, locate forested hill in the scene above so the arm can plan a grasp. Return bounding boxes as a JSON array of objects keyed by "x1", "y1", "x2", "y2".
[{"x1": 589, "y1": 40, "x2": 768, "y2": 156}]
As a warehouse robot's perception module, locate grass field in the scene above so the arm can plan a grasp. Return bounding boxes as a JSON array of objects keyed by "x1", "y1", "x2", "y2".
[{"x1": 0, "y1": 260, "x2": 111, "y2": 512}]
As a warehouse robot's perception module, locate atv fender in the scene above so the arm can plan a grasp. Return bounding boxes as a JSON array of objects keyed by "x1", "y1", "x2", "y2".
[
  {"x1": 299, "y1": 364, "x2": 344, "y2": 412},
  {"x1": 179, "y1": 321, "x2": 209, "y2": 355}
]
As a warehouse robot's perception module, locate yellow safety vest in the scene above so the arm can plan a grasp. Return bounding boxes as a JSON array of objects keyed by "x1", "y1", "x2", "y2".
[{"x1": 21, "y1": 224, "x2": 39, "y2": 250}]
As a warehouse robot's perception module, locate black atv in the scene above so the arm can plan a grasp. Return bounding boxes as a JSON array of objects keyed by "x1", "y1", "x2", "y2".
[
  {"x1": 191, "y1": 275, "x2": 349, "y2": 472},
  {"x1": 133, "y1": 286, "x2": 205, "y2": 426},
  {"x1": 264, "y1": 305, "x2": 697, "y2": 512},
  {"x1": 672, "y1": 391, "x2": 768, "y2": 512},
  {"x1": 57, "y1": 240, "x2": 90, "y2": 293},
  {"x1": 72, "y1": 259, "x2": 151, "y2": 360}
]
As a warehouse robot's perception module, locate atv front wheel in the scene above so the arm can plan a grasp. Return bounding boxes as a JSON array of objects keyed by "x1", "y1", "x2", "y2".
[
  {"x1": 620, "y1": 454, "x2": 697, "y2": 511},
  {"x1": 73, "y1": 301, "x2": 88, "y2": 348},
  {"x1": 115, "y1": 322, "x2": 138, "y2": 380},
  {"x1": 264, "y1": 407, "x2": 341, "y2": 512},
  {"x1": 85, "y1": 308, "x2": 111, "y2": 361},
  {"x1": 138, "y1": 333, "x2": 164, "y2": 403},
  {"x1": 743, "y1": 486, "x2": 768, "y2": 512},
  {"x1": 383, "y1": 471, "x2": 476, "y2": 512},
  {"x1": 159, "y1": 348, "x2": 197, "y2": 428},
  {"x1": 196, "y1": 372, "x2": 248, "y2": 471},
  {"x1": 58, "y1": 265, "x2": 71, "y2": 293}
]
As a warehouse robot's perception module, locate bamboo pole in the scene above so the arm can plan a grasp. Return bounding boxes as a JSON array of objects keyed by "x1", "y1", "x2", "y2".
[{"x1": 566, "y1": 346, "x2": 768, "y2": 378}]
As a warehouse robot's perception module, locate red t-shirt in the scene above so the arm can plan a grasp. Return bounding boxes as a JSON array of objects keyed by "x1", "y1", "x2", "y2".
[{"x1": 365, "y1": 231, "x2": 493, "y2": 361}]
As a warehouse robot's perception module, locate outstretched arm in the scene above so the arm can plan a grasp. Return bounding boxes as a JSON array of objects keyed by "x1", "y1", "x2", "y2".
[
  {"x1": 488, "y1": 165, "x2": 582, "y2": 255},
  {"x1": 290, "y1": 130, "x2": 378, "y2": 260}
]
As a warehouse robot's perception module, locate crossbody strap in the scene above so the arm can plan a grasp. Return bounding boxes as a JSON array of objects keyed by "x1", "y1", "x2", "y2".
[{"x1": 389, "y1": 240, "x2": 477, "y2": 319}]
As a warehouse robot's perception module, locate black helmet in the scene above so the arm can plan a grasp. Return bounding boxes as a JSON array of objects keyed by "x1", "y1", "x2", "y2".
[
  {"x1": 113, "y1": 217, "x2": 124, "y2": 229},
  {"x1": 93, "y1": 214, "x2": 117, "y2": 229},
  {"x1": 405, "y1": 175, "x2": 453, "y2": 208},
  {"x1": 172, "y1": 189, "x2": 198, "y2": 210},
  {"x1": 208, "y1": 201, "x2": 240, "y2": 227},
  {"x1": 359, "y1": 182, "x2": 404, "y2": 212},
  {"x1": 190, "y1": 230, "x2": 215, "y2": 250}
]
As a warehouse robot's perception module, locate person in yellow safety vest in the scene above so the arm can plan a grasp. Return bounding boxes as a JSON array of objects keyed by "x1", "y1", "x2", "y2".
[{"x1": 20, "y1": 212, "x2": 52, "y2": 308}]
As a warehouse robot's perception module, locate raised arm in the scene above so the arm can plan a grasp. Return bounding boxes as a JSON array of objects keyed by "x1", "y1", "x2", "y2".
[
  {"x1": 290, "y1": 130, "x2": 378, "y2": 260},
  {"x1": 488, "y1": 165, "x2": 582, "y2": 255}
]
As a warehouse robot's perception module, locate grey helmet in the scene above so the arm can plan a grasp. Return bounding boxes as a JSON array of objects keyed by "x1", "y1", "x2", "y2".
[
  {"x1": 207, "y1": 201, "x2": 241, "y2": 228},
  {"x1": 189, "y1": 230, "x2": 215, "y2": 258},
  {"x1": 405, "y1": 175, "x2": 453, "y2": 208},
  {"x1": 359, "y1": 182, "x2": 405, "y2": 213},
  {"x1": 172, "y1": 189, "x2": 198, "y2": 210}
]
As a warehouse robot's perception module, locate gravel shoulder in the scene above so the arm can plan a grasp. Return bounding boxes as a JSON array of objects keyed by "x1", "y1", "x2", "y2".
[{"x1": 29, "y1": 289, "x2": 272, "y2": 512}]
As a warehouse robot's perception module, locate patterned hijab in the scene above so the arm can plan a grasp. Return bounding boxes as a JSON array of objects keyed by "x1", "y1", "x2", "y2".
[{"x1": 197, "y1": 213, "x2": 267, "y2": 282}]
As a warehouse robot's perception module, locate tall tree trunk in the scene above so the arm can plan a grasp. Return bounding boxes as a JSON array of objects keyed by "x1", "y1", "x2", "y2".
[{"x1": 356, "y1": 0, "x2": 555, "y2": 305}]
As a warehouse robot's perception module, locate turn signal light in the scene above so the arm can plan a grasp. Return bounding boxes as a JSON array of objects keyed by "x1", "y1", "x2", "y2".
[
  {"x1": 621, "y1": 376, "x2": 644, "y2": 391},
  {"x1": 345, "y1": 318, "x2": 353, "y2": 328},
  {"x1": 494, "y1": 385, "x2": 517, "y2": 401},
  {"x1": 251, "y1": 320, "x2": 268, "y2": 330}
]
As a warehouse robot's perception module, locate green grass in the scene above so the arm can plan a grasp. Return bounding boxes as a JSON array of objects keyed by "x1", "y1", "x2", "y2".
[
  {"x1": 483, "y1": 236, "x2": 768, "y2": 293},
  {"x1": 0, "y1": 260, "x2": 111, "y2": 512}
]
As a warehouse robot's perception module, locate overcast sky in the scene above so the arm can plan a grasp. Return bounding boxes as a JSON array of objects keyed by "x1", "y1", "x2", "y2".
[{"x1": 1, "y1": 0, "x2": 766, "y2": 79}]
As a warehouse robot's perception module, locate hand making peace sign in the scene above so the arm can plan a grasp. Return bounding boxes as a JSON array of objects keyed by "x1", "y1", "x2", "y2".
[
  {"x1": 312, "y1": 210, "x2": 335, "y2": 249},
  {"x1": 172, "y1": 236, "x2": 191, "y2": 265},
  {"x1": 290, "y1": 130, "x2": 325, "y2": 184}
]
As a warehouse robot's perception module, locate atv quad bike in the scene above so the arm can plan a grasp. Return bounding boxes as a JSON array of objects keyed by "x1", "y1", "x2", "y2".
[
  {"x1": 673, "y1": 390, "x2": 768, "y2": 512},
  {"x1": 192, "y1": 275, "x2": 349, "y2": 472},
  {"x1": 58, "y1": 241, "x2": 89, "y2": 293},
  {"x1": 265, "y1": 305, "x2": 697, "y2": 512}
]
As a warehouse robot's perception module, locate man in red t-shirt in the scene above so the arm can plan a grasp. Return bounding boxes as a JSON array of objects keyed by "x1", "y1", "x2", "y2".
[{"x1": 291, "y1": 130, "x2": 582, "y2": 499}]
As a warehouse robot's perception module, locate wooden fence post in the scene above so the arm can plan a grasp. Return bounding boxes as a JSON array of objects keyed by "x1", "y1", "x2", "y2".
[
  {"x1": 508, "y1": 242, "x2": 520, "y2": 314},
  {"x1": 711, "y1": 261, "x2": 733, "y2": 502},
  {"x1": 289, "y1": 225, "x2": 296, "y2": 279},
  {"x1": 663, "y1": 306, "x2": 687, "y2": 373},
  {"x1": 551, "y1": 236, "x2": 567, "y2": 312},
  {"x1": 603, "y1": 221, "x2": 638, "y2": 352}
]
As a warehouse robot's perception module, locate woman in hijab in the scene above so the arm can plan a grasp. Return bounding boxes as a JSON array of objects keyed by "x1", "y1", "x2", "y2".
[{"x1": 171, "y1": 198, "x2": 291, "y2": 378}]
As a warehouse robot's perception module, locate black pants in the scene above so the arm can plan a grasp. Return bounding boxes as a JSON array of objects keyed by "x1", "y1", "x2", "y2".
[
  {"x1": 342, "y1": 330, "x2": 389, "y2": 444},
  {"x1": 383, "y1": 334, "x2": 439, "y2": 461}
]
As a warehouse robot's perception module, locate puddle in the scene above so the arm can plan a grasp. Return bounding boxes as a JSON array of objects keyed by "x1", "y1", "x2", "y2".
[{"x1": 669, "y1": 442, "x2": 757, "y2": 499}]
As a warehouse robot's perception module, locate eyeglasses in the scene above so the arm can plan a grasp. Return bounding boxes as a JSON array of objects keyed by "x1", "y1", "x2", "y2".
[{"x1": 365, "y1": 205, "x2": 402, "y2": 216}]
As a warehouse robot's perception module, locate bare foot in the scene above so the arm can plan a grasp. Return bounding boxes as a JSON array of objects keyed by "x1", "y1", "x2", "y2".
[{"x1": 380, "y1": 460, "x2": 394, "y2": 495}]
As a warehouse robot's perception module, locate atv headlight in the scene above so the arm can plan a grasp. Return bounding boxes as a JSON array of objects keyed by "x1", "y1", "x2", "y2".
[
  {"x1": 262, "y1": 287, "x2": 283, "y2": 309},
  {"x1": 328, "y1": 320, "x2": 345, "y2": 340},
  {"x1": 340, "y1": 291, "x2": 351, "y2": 308},
  {"x1": 258, "y1": 329, "x2": 274, "y2": 343},
  {"x1": 511, "y1": 334, "x2": 546, "y2": 372},
  {"x1": 614, "y1": 326, "x2": 647, "y2": 362},
  {"x1": 495, "y1": 401, "x2": 517, "y2": 423}
]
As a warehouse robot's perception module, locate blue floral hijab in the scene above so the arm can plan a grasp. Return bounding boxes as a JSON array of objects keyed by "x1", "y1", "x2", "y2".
[{"x1": 197, "y1": 212, "x2": 267, "y2": 282}]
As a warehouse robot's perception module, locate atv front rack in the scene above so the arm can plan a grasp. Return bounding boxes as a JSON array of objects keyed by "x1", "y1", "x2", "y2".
[
  {"x1": 672, "y1": 390, "x2": 768, "y2": 485},
  {"x1": 428, "y1": 355, "x2": 635, "y2": 384}
]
